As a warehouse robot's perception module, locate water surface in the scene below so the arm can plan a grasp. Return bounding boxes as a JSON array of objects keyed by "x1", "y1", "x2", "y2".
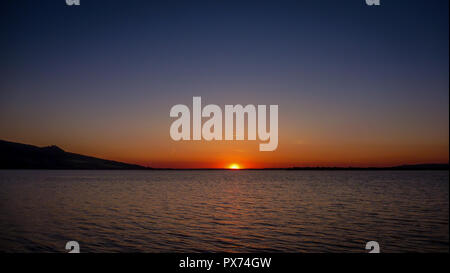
[{"x1": 0, "y1": 170, "x2": 448, "y2": 252}]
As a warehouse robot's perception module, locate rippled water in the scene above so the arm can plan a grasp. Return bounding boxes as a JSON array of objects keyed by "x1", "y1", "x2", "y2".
[{"x1": 0, "y1": 170, "x2": 448, "y2": 253}]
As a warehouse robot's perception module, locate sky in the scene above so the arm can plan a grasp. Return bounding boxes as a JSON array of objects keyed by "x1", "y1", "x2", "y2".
[{"x1": 0, "y1": 0, "x2": 448, "y2": 168}]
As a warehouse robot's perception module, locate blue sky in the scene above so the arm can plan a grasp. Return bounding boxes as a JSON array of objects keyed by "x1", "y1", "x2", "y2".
[{"x1": 0, "y1": 0, "x2": 448, "y2": 167}]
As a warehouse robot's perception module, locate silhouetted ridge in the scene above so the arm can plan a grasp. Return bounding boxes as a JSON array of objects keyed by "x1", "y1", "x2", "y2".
[
  {"x1": 0, "y1": 139, "x2": 148, "y2": 170},
  {"x1": 0, "y1": 139, "x2": 447, "y2": 170},
  {"x1": 287, "y1": 164, "x2": 449, "y2": 171},
  {"x1": 41, "y1": 145, "x2": 65, "y2": 154}
]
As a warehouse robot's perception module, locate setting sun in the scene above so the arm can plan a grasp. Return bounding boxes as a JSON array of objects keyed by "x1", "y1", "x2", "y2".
[{"x1": 228, "y1": 164, "x2": 241, "y2": 169}]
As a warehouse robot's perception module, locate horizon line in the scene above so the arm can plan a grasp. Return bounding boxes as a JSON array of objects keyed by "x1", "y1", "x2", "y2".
[{"x1": 1, "y1": 139, "x2": 448, "y2": 171}]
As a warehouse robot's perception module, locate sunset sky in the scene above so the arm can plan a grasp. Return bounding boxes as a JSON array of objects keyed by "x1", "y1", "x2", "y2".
[{"x1": 1, "y1": 0, "x2": 448, "y2": 168}]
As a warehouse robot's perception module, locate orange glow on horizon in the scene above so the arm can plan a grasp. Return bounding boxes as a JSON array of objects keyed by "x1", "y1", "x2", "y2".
[{"x1": 228, "y1": 163, "x2": 241, "y2": 169}]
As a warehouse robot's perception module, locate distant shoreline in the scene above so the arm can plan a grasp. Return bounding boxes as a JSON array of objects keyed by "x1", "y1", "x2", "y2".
[
  {"x1": 1, "y1": 165, "x2": 448, "y2": 171},
  {"x1": 1, "y1": 139, "x2": 448, "y2": 171}
]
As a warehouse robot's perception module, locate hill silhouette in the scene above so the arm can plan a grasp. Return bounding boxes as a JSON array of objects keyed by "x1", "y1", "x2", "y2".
[
  {"x1": 0, "y1": 140, "x2": 148, "y2": 170},
  {"x1": 0, "y1": 139, "x2": 448, "y2": 170}
]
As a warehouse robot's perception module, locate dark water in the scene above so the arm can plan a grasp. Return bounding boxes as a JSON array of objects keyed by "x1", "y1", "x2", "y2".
[{"x1": 0, "y1": 170, "x2": 448, "y2": 253}]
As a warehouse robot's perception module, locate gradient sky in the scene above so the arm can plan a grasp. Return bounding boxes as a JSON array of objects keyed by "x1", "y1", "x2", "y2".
[{"x1": 1, "y1": 0, "x2": 448, "y2": 168}]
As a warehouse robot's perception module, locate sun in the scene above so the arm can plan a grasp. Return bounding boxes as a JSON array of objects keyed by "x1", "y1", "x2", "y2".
[{"x1": 228, "y1": 163, "x2": 241, "y2": 169}]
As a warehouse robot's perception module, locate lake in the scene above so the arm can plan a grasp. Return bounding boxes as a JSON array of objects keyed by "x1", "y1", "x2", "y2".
[{"x1": 0, "y1": 170, "x2": 448, "y2": 252}]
